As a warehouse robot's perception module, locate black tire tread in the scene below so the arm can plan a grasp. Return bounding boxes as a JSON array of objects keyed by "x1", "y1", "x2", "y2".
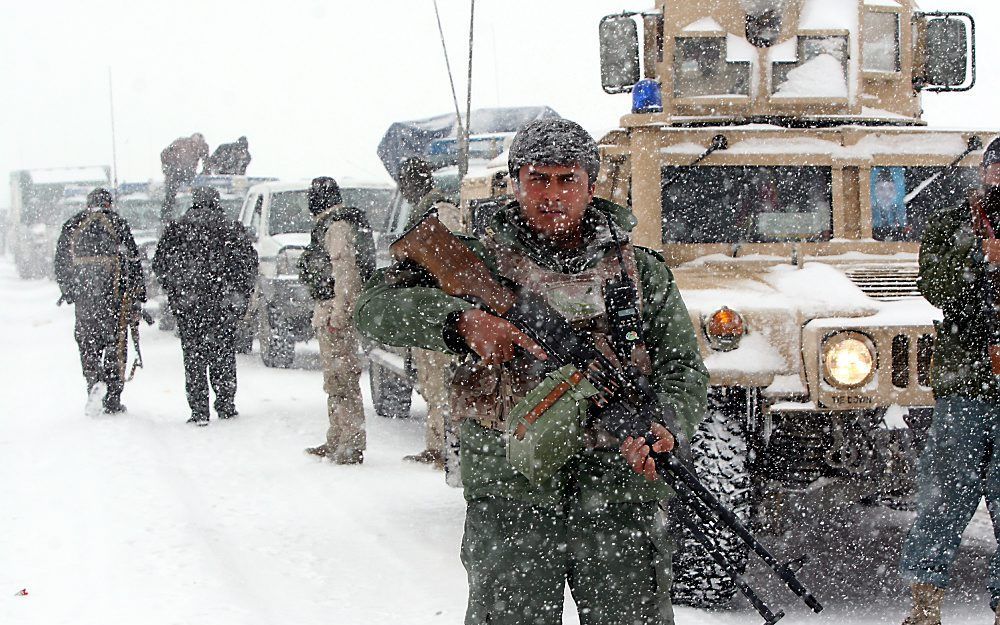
[{"x1": 670, "y1": 389, "x2": 753, "y2": 608}]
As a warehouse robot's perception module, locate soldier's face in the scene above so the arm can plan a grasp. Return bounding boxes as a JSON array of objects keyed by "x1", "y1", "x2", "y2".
[{"x1": 515, "y1": 164, "x2": 593, "y2": 241}]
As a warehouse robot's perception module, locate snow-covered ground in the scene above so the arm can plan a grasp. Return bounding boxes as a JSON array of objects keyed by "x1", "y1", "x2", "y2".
[{"x1": 0, "y1": 257, "x2": 996, "y2": 625}]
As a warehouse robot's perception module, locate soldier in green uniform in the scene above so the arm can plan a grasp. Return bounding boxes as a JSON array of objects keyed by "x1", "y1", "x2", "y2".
[
  {"x1": 899, "y1": 138, "x2": 1000, "y2": 625},
  {"x1": 355, "y1": 118, "x2": 708, "y2": 625}
]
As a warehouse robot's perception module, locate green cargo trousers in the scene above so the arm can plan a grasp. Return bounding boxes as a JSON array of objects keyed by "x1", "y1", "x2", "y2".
[{"x1": 461, "y1": 496, "x2": 675, "y2": 625}]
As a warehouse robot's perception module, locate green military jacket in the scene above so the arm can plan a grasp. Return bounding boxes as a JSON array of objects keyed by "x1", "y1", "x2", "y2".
[
  {"x1": 918, "y1": 200, "x2": 1000, "y2": 401},
  {"x1": 355, "y1": 198, "x2": 709, "y2": 506}
]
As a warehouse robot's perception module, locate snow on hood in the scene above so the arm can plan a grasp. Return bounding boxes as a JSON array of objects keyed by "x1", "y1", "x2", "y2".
[
  {"x1": 677, "y1": 261, "x2": 877, "y2": 319},
  {"x1": 270, "y1": 233, "x2": 310, "y2": 250}
]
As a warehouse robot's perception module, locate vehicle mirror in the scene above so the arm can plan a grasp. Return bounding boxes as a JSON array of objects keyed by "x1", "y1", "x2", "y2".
[
  {"x1": 245, "y1": 224, "x2": 257, "y2": 242},
  {"x1": 922, "y1": 14, "x2": 975, "y2": 92},
  {"x1": 600, "y1": 14, "x2": 641, "y2": 94}
]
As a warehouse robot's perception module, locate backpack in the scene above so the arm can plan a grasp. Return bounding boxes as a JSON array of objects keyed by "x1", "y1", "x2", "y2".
[{"x1": 298, "y1": 206, "x2": 375, "y2": 302}]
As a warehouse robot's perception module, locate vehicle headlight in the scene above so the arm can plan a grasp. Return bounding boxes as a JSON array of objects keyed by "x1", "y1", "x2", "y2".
[
  {"x1": 823, "y1": 332, "x2": 876, "y2": 388},
  {"x1": 29, "y1": 223, "x2": 47, "y2": 236},
  {"x1": 704, "y1": 306, "x2": 745, "y2": 352}
]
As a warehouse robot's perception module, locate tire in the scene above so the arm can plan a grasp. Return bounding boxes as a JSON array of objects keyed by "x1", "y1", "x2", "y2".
[
  {"x1": 234, "y1": 323, "x2": 254, "y2": 354},
  {"x1": 158, "y1": 309, "x2": 177, "y2": 332},
  {"x1": 259, "y1": 304, "x2": 294, "y2": 368},
  {"x1": 670, "y1": 387, "x2": 754, "y2": 608},
  {"x1": 369, "y1": 360, "x2": 413, "y2": 419}
]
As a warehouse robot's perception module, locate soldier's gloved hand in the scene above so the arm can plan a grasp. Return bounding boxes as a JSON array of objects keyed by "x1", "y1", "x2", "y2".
[
  {"x1": 456, "y1": 309, "x2": 548, "y2": 366},
  {"x1": 621, "y1": 423, "x2": 675, "y2": 482}
]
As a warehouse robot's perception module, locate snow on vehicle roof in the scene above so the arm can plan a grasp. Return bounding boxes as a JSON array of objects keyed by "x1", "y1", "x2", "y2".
[
  {"x1": 27, "y1": 166, "x2": 109, "y2": 185},
  {"x1": 773, "y1": 54, "x2": 849, "y2": 99},
  {"x1": 247, "y1": 178, "x2": 396, "y2": 194},
  {"x1": 800, "y1": 0, "x2": 857, "y2": 30},
  {"x1": 660, "y1": 131, "x2": 976, "y2": 159},
  {"x1": 682, "y1": 17, "x2": 724, "y2": 32}
]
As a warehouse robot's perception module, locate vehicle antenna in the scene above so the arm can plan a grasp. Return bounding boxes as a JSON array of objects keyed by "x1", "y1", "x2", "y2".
[
  {"x1": 107, "y1": 67, "x2": 119, "y2": 197},
  {"x1": 460, "y1": 0, "x2": 476, "y2": 181},
  {"x1": 432, "y1": 1, "x2": 466, "y2": 152}
]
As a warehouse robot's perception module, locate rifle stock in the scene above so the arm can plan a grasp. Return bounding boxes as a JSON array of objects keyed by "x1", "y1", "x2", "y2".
[{"x1": 390, "y1": 214, "x2": 515, "y2": 314}]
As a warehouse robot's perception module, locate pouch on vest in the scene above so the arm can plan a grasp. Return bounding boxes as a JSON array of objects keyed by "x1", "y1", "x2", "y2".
[{"x1": 505, "y1": 364, "x2": 599, "y2": 485}]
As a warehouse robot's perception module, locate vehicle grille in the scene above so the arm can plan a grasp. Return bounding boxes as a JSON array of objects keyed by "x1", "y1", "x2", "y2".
[
  {"x1": 890, "y1": 333, "x2": 935, "y2": 389},
  {"x1": 844, "y1": 266, "x2": 921, "y2": 301}
]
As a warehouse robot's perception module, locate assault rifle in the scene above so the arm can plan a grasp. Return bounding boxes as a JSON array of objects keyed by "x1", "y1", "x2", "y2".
[{"x1": 390, "y1": 212, "x2": 823, "y2": 624}]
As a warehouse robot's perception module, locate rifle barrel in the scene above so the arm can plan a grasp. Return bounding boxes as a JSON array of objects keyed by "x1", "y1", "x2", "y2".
[
  {"x1": 659, "y1": 452, "x2": 824, "y2": 614},
  {"x1": 671, "y1": 495, "x2": 785, "y2": 625}
]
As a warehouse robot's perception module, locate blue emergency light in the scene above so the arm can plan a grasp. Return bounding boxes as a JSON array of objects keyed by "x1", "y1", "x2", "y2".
[{"x1": 632, "y1": 79, "x2": 663, "y2": 114}]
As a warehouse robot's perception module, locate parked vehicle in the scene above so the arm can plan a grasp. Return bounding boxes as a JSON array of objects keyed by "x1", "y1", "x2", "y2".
[
  {"x1": 238, "y1": 179, "x2": 394, "y2": 367},
  {"x1": 9, "y1": 166, "x2": 110, "y2": 279}
]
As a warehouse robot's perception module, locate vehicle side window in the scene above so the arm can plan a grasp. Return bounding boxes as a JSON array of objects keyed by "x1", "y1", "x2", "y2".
[
  {"x1": 249, "y1": 195, "x2": 263, "y2": 235},
  {"x1": 871, "y1": 166, "x2": 981, "y2": 242}
]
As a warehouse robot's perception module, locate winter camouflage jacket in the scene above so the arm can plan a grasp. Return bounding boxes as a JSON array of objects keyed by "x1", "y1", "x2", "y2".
[
  {"x1": 54, "y1": 208, "x2": 146, "y2": 325},
  {"x1": 355, "y1": 198, "x2": 708, "y2": 504},
  {"x1": 918, "y1": 197, "x2": 1000, "y2": 401},
  {"x1": 152, "y1": 205, "x2": 258, "y2": 320}
]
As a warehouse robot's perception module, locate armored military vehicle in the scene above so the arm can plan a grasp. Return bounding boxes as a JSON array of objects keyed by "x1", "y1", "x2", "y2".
[{"x1": 460, "y1": 0, "x2": 987, "y2": 607}]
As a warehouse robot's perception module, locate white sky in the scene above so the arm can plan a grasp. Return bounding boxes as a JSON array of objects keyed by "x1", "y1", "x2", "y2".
[{"x1": 1, "y1": 0, "x2": 996, "y2": 208}]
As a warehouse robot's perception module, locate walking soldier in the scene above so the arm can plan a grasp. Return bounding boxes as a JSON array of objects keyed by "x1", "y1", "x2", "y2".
[
  {"x1": 54, "y1": 187, "x2": 147, "y2": 414},
  {"x1": 152, "y1": 187, "x2": 258, "y2": 425}
]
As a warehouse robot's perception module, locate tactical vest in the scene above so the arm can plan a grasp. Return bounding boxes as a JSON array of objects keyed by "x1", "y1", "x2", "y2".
[
  {"x1": 299, "y1": 206, "x2": 376, "y2": 301},
  {"x1": 450, "y1": 233, "x2": 648, "y2": 442}
]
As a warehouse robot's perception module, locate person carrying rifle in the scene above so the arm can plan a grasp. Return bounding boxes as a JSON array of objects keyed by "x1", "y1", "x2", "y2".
[
  {"x1": 899, "y1": 137, "x2": 1000, "y2": 625},
  {"x1": 356, "y1": 118, "x2": 708, "y2": 625},
  {"x1": 54, "y1": 187, "x2": 146, "y2": 414}
]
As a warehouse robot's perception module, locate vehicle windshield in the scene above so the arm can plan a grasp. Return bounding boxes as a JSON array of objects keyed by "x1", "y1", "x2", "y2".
[
  {"x1": 871, "y1": 166, "x2": 981, "y2": 241},
  {"x1": 117, "y1": 198, "x2": 161, "y2": 231},
  {"x1": 342, "y1": 187, "x2": 393, "y2": 230},
  {"x1": 661, "y1": 166, "x2": 833, "y2": 244},
  {"x1": 219, "y1": 197, "x2": 244, "y2": 222},
  {"x1": 269, "y1": 191, "x2": 314, "y2": 234}
]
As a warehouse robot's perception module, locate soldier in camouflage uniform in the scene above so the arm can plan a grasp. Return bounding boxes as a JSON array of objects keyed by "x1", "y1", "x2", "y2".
[
  {"x1": 899, "y1": 138, "x2": 1000, "y2": 625},
  {"x1": 398, "y1": 157, "x2": 465, "y2": 467},
  {"x1": 54, "y1": 187, "x2": 146, "y2": 414},
  {"x1": 299, "y1": 176, "x2": 375, "y2": 465},
  {"x1": 356, "y1": 119, "x2": 708, "y2": 625}
]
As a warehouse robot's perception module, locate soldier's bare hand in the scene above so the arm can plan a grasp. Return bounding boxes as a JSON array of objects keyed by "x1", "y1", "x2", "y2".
[
  {"x1": 456, "y1": 309, "x2": 548, "y2": 365},
  {"x1": 983, "y1": 239, "x2": 1000, "y2": 264},
  {"x1": 620, "y1": 423, "x2": 675, "y2": 482}
]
